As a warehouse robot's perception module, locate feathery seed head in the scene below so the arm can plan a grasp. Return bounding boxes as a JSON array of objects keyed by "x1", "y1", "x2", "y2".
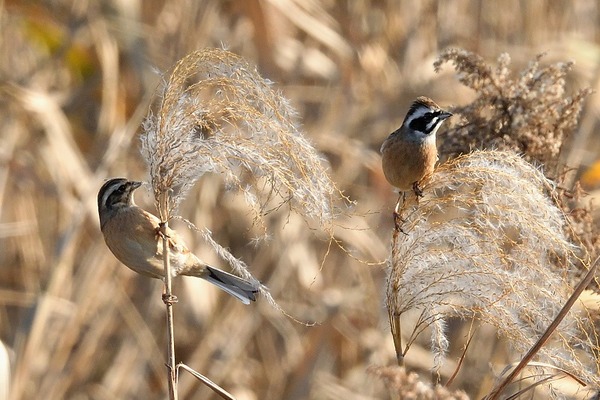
[
  {"x1": 140, "y1": 48, "x2": 340, "y2": 225},
  {"x1": 387, "y1": 150, "x2": 599, "y2": 386}
]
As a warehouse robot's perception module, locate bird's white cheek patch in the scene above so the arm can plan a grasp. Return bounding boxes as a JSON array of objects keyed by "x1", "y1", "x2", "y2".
[{"x1": 426, "y1": 117, "x2": 440, "y2": 132}]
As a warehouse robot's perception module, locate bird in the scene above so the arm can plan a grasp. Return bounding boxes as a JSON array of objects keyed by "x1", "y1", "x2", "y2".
[
  {"x1": 97, "y1": 178, "x2": 260, "y2": 305},
  {"x1": 380, "y1": 96, "x2": 452, "y2": 197}
]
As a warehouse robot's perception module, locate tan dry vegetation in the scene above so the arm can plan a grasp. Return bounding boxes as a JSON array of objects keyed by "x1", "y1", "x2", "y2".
[
  {"x1": 389, "y1": 151, "x2": 599, "y2": 395},
  {"x1": 1, "y1": 1, "x2": 600, "y2": 399}
]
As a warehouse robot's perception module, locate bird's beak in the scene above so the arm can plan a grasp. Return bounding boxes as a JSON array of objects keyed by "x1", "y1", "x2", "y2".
[
  {"x1": 440, "y1": 111, "x2": 453, "y2": 120},
  {"x1": 129, "y1": 181, "x2": 143, "y2": 191},
  {"x1": 439, "y1": 111, "x2": 454, "y2": 120}
]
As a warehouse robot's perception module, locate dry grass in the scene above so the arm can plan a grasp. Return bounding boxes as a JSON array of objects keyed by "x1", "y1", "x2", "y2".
[
  {"x1": 435, "y1": 49, "x2": 592, "y2": 173},
  {"x1": 2, "y1": 1, "x2": 600, "y2": 399},
  {"x1": 141, "y1": 48, "x2": 341, "y2": 226},
  {"x1": 388, "y1": 151, "x2": 599, "y2": 395}
]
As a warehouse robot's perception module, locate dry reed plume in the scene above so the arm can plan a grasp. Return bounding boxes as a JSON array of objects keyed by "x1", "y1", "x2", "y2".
[
  {"x1": 388, "y1": 151, "x2": 599, "y2": 390},
  {"x1": 435, "y1": 49, "x2": 591, "y2": 173},
  {"x1": 140, "y1": 48, "x2": 339, "y2": 228}
]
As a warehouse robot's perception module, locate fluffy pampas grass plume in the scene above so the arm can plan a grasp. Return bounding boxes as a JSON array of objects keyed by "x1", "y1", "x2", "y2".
[
  {"x1": 387, "y1": 150, "x2": 600, "y2": 395},
  {"x1": 140, "y1": 48, "x2": 338, "y2": 226}
]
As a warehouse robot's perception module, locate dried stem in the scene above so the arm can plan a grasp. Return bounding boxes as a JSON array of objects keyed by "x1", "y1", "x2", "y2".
[
  {"x1": 389, "y1": 196, "x2": 405, "y2": 366},
  {"x1": 158, "y1": 188, "x2": 178, "y2": 400},
  {"x1": 177, "y1": 363, "x2": 235, "y2": 400},
  {"x1": 161, "y1": 224, "x2": 177, "y2": 400},
  {"x1": 445, "y1": 318, "x2": 476, "y2": 388}
]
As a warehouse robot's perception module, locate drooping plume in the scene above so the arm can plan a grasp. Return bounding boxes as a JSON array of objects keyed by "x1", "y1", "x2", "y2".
[
  {"x1": 140, "y1": 48, "x2": 339, "y2": 225},
  {"x1": 387, "y1": 150, "x2": 599, "y2": 386}
]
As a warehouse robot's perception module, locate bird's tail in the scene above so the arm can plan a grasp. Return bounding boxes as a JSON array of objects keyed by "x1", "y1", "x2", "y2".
[{"x1": 201, "y1": 266, "x2": 260, "y2": 305}]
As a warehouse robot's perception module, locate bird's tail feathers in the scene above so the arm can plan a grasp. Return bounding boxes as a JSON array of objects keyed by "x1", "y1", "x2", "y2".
[{"x1": 203, "y1": 266, "x2": 259, "y2": 305}]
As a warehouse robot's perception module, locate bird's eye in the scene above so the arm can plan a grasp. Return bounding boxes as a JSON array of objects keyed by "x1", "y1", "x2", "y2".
[
  {"x1": 409, "y1": 112, "x2": 445, "y2": 134},
  {"x1": 408, "y1": 115, "x2": 430, "y2": 132}
]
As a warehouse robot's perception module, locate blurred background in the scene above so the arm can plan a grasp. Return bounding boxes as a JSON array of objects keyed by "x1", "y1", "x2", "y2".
[{"x1": 1, "y1": 1, "x2": 600, "y2": 399}]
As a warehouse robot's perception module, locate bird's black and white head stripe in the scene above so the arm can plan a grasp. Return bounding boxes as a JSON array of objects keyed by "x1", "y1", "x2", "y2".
[
  {"x1": 97, "y1": 178, "x2": 142, "y2": 226},
  {"x1": 402, "y1": 97, "x2": 452, "y2": 136}
]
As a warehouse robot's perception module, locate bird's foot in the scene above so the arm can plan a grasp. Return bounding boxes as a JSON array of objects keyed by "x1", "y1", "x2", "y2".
[
  {"x1": 393, "y1": 194, "x2": 409, "y2": 235},
  {"x1": 155, "y1": 223, "x2": 171, "y2": 241},
  {"x1": 393, "y1": 211, "x2": 408, "y2": 235},
  {"x1": 393, "y1": 199, "x2": 408, "y2": 236},
  {"x1": 412, "y1": 181, "x2": 424, "y2": 198}
]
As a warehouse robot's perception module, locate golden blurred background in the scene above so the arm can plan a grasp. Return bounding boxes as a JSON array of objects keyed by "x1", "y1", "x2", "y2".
[{"x1": 1, "y1": 1, "x2": 600, "y2": 399}]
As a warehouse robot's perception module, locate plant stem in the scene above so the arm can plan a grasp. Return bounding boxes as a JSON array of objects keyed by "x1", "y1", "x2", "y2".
[
  {"x1": 160, "y1": 221, "x2": 178, "y2": 400},
  {"x1": 159, "y1": 191, "x2": 178, "y2": 400},
  {"x1": 390, "y1": 197, "x2": 405, "y2": 366}
]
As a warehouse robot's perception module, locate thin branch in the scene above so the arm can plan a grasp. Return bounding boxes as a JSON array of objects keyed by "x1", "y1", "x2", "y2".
[
  {"x1": 503, "y1": 361, "x2": 587, "y2": 387},
  {"x1": 389, "y1": 312, "x2": 403, "y2": 366},
  {"x1": 178, "y1": 363, "x2": 236, "y2": 400},
  {"x1": 504, "y1": 374, "x2": 558, "y2": 400},
  {"x1": 445, "y1": 318, "x2": 476, "y2": 387},
  {"x1": 389, "y1": 196, "x2": 406, "y2": 366}
]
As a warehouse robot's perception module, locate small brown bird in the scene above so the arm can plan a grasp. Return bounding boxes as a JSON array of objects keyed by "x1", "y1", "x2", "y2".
[
  {"x1": 381, "y1": 97, "x2": 452, "y2": 196},
  {"x1": 97, "y1": 178, "x2": 259, "y2": 304}
]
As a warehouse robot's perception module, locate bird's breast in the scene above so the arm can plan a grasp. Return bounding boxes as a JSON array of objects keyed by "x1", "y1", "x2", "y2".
[
  {"x1": 381, "y1": 133, "x2": 437, "y2": 190},
  {"x1": 102, "y1": 207, "x2": 169, "y2": 278}
]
